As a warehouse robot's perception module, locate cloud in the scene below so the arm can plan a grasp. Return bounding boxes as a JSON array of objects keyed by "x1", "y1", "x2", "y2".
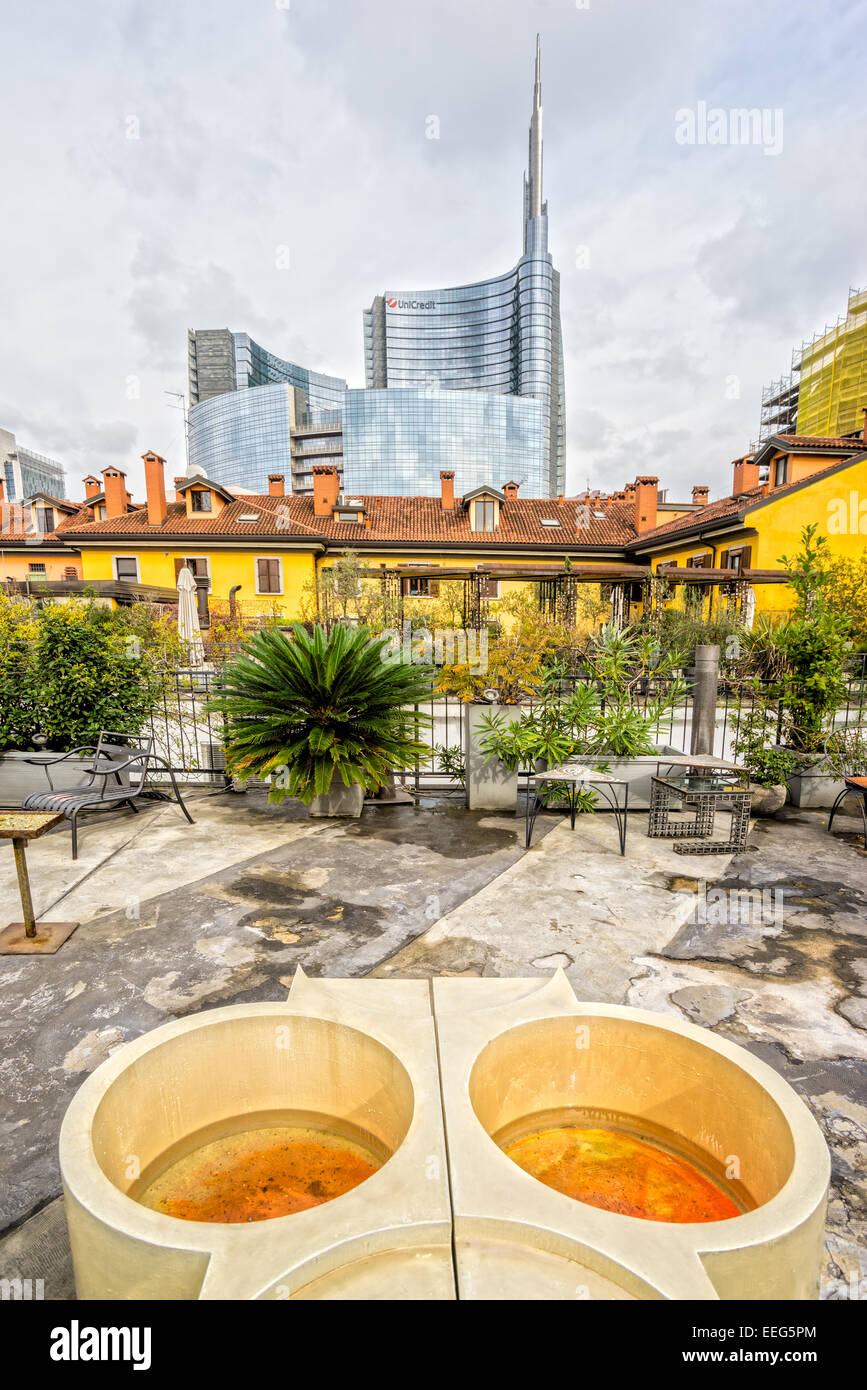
[{"x1": 0, "y1": 0, "x2": 864, "y2": 501}]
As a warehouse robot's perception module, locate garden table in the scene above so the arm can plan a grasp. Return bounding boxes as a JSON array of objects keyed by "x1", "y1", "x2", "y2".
[
  {"x1": 648, "y1": 768, "x2": 751, "y2": 855},
  {"x1": 0, "y1": 812, "x2": 79, "y2": 954},
  {"x1": 525, "y1": 764, "x2": 628, "y2": 855}
]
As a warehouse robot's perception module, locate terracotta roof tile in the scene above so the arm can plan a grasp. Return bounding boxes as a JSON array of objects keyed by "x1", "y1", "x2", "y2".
[{"x1": 60, "y1": 494, "x2": 639, "y2": 548}]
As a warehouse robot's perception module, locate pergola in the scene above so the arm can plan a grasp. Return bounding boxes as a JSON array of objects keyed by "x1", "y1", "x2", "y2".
[{"x1": 330, "y1": 561, "x2": 790, "y2": 630}]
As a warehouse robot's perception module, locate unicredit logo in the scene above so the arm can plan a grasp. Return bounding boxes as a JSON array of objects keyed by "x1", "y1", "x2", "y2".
[{"x1": 386, "y1": 297, "x2": 436, "y2": 310}]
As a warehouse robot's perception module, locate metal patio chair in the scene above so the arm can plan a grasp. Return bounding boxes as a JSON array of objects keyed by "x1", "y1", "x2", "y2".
[
  {"x1": 21, "y1": 731, "x2": 194, "y2": 859},
  {"x1": 825, "y1": 725, "x2": 867, "y2": 851}
]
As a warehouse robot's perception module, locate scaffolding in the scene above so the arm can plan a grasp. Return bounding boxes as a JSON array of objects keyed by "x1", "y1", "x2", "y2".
[{"x1": 757, "y1": 287, "x2": 867, "y2": 445}]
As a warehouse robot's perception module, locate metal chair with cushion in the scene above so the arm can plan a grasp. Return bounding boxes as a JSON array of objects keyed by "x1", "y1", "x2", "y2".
[
  {"x1": 825, "y1": 725, "x2": 867, "y2": 850},
  {"x1": 21, "y1": 731, "x2": 194, "y2": 859}
]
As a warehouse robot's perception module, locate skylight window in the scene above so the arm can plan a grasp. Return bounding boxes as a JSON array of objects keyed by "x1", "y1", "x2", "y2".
[
  {"x1": 540, "y1": 518, "x2": 561, "y2": 527},
  {"x1": 239, "y1": 512, "x2": 260, "y2": 522},
  {"x1": 593, "y1": 511, "x2": 606, "y2": 519}
]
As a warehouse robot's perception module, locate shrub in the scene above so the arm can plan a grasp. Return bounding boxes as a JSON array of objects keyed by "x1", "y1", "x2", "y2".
[{"x1": 208, "y1": 623, "x2": 435, "y2": 804}]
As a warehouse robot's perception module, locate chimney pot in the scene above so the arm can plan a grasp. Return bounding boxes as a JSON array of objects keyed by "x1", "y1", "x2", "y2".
[
  {"x1": 83, "y1": 475, "x2": 101, "y2": 500},
  {"x1": 312, "y1": 465, "x2": 340, "y2": 517},
  {"x1": 143, "y1": 450, "x2": 167, "y2": 526},
  {"x1": 502, "y1": 480, "x2": 519, "y2": 501},
  {"x1": 268, "y1": 474, "x2": 285, "y2": 497},
  {"x1": 633, "y1": 475, "x2": 659, "y2": 535},
  {"x1": 732, "y1": 456, "x2": 760, "y2": 495},
  {"x1": 174, "y1": 476, "x2": 187, "y2": 503},
  {"x1": 101, "y1": 467, "x2": 128, "y2": 519},
  {"x1": 692, "y1": 485, "x2": 709, "y2": 506},
  {"x1": 440, "y1": 470, "x2": 455, "y2": 511}
]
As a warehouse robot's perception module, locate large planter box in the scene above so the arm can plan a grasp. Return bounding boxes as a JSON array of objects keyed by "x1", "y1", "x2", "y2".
[
  {"x1": 308, "y1": 782, "x2": 365, "y2": 818},
  {"x1": 0, "y1": 751, "x2": 103, "y2": 809},
  {"x1": 464, "y1": 703, "x2": 523, "y2": 811},
  {"x1": 786, "y1": 769, "x2": 845, "y2": 809},
  {"x1": 589, "y1": 746, "x2": 685, "y2": 810}
]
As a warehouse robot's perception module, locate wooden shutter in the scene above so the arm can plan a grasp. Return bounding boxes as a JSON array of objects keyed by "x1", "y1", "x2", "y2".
[
  {"x1": 740, "y1": 546, "x2": 752, "y2": 570},
  {"x1": 429, "y1": 580, "x2": 440, "y2": 597},
  {"x1": 257, "y1": 558, "x2": 280, "y2": 593},
  {"x1": 720, "y1": 549, "x2": 730, "y2": 569}
]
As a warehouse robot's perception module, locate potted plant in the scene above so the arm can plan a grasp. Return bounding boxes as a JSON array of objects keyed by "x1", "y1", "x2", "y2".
[
  {"x1": 775, "y1": 526, "x2": 851, "y2": 807},
  {"x1": 208, "y1": 623, "x2": 434, "y2": 816},
  {"x1": 731, "y1": 689, "x2": 794, "y2": 816}
]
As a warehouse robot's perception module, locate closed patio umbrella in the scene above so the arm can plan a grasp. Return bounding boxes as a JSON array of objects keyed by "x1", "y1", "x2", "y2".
[{"x1": 176, "y1": 564, "x2": 205, "y2": 665}]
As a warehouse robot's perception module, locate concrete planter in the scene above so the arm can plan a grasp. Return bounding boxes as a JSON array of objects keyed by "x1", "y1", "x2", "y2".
[
  {"x1": 464, "y1": 702, "x2": 524, "y2": 811},
  {"x1": 308, "y1": 782, "x2": 365, "y2": 818},
  {"x1": 0, "y1": 751, "x2": 101, "y2": 809},
  {"x1": 749, "y1": 783, "x2": 788, "y2": 816},
  {"x1": 786, "y1": 769, "x2": 844, "y2": 809},
  {"x1": 592, "y1": 745, "x2": 684, "y2": 810}
]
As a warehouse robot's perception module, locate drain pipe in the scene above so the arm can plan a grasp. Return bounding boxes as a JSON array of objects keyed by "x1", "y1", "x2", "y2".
[{"x1": 228, "y1": 585, "x2": 241, "y2": 623}]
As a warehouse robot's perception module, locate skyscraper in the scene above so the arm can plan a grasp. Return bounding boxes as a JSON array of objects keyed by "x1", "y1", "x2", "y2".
[
  {"x1": 187, "y1": 330, "x2": 347, "y2": 494},
  {"x1": 361, "y1": 37, "x2": 565, "y2": 496},
  {"x1": 0, "y1": 427, "x2": 66, "y2": 502}
]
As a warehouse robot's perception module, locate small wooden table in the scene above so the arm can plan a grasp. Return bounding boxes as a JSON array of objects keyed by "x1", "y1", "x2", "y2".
[{"x1": 0, "y1": 812, "x2": 79, "y2": 954}]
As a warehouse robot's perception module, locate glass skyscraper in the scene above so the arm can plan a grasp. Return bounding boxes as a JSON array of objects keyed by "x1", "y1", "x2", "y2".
[
  {"x1": 342, "y1": 389, "x2": 546, "y2": 497},
  {"x1": 362, "y1": 38, "x2": 565, "y2": 496},
  {"x1": 187, "y1": 331, "x2": 347, "y2": 493},
  {"x1": 0, "y1": 427, "x2": 66, "y2": 501}
]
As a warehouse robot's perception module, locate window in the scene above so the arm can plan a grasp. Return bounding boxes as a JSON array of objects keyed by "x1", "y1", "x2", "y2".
[
  {"x1": 540, "y1": 518, "x2": 561, "y2": 527},
  {"x1": 190, "y1": 490, "x2": 212, "y2": 513},
  {"x1": 402, "y1": 576, "x2": 440, "y2": 597},
  {"x1": 773, "y1": 457, "x2": 789, "y2": 487},
  {"x1": 28, "y1": 562, "x2": 46, "y2": 573},
  {"x1": 720, "y1": 547, "x2": 751, "y2": 573},
  {"x1": 473, "y1": 499, "x2": 496, "y2": 532},
  {"x1": 37, "y1": 507, "x2": 55, "y2": 533},
  {"x1": 479, "y1": 577, "x2": 500, "y2": 598},
  {"x1": 256, "y1": 557, "x2": 282, "y2": 594},
  {"x1": 335, "y1": 511, "x2": 362, "y2": 523},
  {"x1": 114, "y1": 556, "x2": 139, "y2": 582}
]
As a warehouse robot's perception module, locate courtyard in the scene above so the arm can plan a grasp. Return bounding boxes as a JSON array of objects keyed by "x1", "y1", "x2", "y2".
[{"x1": 0, "y1": 786, "x2": 864, "y2": 1299}]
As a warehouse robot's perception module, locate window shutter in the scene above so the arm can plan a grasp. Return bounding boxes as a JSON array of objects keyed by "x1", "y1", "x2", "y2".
[
  {"x1": 720, "y1": 549, "x2": 730, "y2": 568},
  {"x1": 429, "y1": 580, "x2": 440, "y2": 597},
  {"x1": 741, "y1": 546, "x2": 752, "y2": 569},
  {"x1": 174, "y1": 559, "x2": 186, "y2": 581}
]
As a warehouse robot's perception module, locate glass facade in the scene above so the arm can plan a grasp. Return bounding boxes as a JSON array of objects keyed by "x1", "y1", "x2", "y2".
[
  {"x1": 362, "y1": 41, "x2": 565, "y2": 495},
  {"x1": 341, "y1": 388, "x2": 546, "y2": 496},
  {"x1": 187, "y1": 336, "x2": 347, "y2": 494},
  {"x1": 0, "y1": 432, "x2": 66, "y2": 502}
]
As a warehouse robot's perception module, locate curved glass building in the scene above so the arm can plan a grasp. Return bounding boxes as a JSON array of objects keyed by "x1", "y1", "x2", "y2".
[
  {"x1": 341, "y1": 388, "x2": 545, "y2": 496},
  {"x1": 187, "y1": 332, "x2": 347, "y2": 493},
  {"x1": 363, "y1": 38, "x2": 565, "y2": 496}
]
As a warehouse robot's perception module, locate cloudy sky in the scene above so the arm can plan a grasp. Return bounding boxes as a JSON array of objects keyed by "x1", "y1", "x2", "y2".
[{"x1": 1, "y1": 0, "x2": 865, "y2": 501}]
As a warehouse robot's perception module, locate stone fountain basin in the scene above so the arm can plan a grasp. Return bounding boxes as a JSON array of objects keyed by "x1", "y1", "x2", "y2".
[
  {"x1": 60, "y1": 971, "x2": 830, "y2": 1301},
  {"x1": 435, "y1": 974, "x2": 831, "y2": 1300},
  {"x1": 59, "y1": 975, "x2": 453, "y2": 1300}
]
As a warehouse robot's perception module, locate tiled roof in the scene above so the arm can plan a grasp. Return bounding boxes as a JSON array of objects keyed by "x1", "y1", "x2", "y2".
[
  {"x1": 770, "y1": 433, "x2": 863, "y2": 449},
  {"x1": 59, "y1": 494, "x2": 638, "y2": 548},
  {"x1": 634, "y1": 451, "x2": 867, "y2": 546}
]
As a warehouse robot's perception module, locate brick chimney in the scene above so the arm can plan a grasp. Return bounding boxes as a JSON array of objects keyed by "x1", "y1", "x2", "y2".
[
  {"x1": 624, "y1": 482, "x2": 637, "y2": 504},
  {"x1": 732, "y1": 455, "x2": 760, "y2": 496},
  {"x1": 440, "y1": 470, "x2": 455, "y2": 511},
  {"x1": 268, "y1": 474, "x2": 285, "y2": 497},
  {"x1": 174, "y1": 477, "x2": 187, "y2": 503},
  {"x1": 634, "y1": 476, "x2": 658, "y2": 534},
  {"x1": 142, "y1": 450, "x2": 167, "y2": 526},
  {"x1": 83, "y1": 475, "x2": 101, "y2": 500},
  {"x1": 101, "y1": 467, "x2": 128, "y2": 518},
  {"x1": 502, "y1": 480, "x2": 519, "y2": 501},
  {"x1": 692, "y1": 485, "x2": 709, "y2": 506},
  {"x1": 313, "y1": 465, "x2": 340, "y2": 518}
]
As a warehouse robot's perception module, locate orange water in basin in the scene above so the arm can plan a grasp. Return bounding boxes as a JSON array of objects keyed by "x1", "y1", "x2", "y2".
[
  {"x1": 132, "y1": 1112, "x2": 386, "y2": 1224},
  {"x1": 498, "y1": 1109, "x2": 749, "y2": 1223}
]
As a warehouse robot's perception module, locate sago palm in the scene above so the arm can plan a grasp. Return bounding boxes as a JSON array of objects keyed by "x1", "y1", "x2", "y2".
[{"x1": 208, "y1": 623, "x2": 435, "y2": 804}]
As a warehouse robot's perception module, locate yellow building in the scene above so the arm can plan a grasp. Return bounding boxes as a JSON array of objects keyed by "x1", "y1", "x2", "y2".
[
  {"x1": 796, "y1": 287, "x2": 867, "y2": 438},
  {"x1": 630, "y1": 433, "x2": 867, "y2": 619}
]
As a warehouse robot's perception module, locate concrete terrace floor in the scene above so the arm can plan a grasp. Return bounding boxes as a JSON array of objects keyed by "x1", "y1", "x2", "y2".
[{"x1": 0, "y1": 786, "x2": 865, "y2": 1300}]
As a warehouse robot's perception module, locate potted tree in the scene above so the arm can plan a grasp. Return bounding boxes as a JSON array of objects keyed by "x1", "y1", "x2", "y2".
[{"x1": 208, "y1": 623, "x2": 434, "y2": 816}]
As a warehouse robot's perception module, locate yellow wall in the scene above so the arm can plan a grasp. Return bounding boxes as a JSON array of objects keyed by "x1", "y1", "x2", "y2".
[
  {"x1": 79, "y1": 546, "x2": 316, "y2": 619},
  {"x1": 643, "y1": 456, "x2": 867, "y2": 620}
]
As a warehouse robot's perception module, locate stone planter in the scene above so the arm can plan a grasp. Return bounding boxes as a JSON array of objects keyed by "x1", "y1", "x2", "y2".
[
  {"x1": 464, "y1": 702, "x2": 524, "y2": 812},
  {"x1": 786, "y1": 769, "x2": 845, "y2": 809},
  {"x1": 0, "y1": 751, "x2": 105, "y2": 809},
  {"x1": 591, "y1": 745, "x2": 684, "y2": 810},
  {"x1": 749, "y1": 783, "x2": 788, "y2": 816},
  {"x1": 308, "y1": 782, "x2": 365, "y2": 818}
]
